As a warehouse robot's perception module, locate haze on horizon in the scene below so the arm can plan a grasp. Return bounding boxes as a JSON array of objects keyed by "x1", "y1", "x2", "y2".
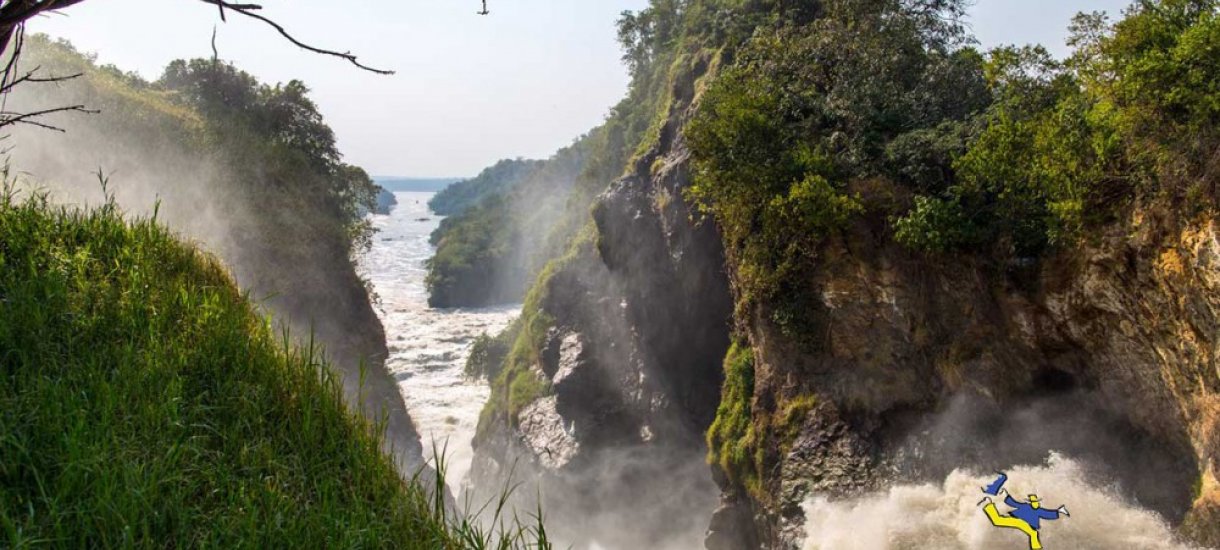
[{"x1": 30, "y1": 0, "x2": 1131, "y2": 178}]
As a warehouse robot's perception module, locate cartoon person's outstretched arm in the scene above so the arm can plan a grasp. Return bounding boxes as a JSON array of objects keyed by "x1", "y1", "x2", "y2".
[{"x1": 1039, "y1": 505, "x2": 1070, "y2": 520}]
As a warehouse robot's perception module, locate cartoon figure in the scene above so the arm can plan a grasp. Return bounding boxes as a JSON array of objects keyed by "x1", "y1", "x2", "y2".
[{"x1": 977, "y1": 473, "x2": 1069, "y2": 549}]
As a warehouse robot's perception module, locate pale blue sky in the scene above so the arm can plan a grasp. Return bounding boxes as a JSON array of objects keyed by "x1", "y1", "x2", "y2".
[{"x1": 31, "y1": 0, "x2": 1131, "y2": 177}]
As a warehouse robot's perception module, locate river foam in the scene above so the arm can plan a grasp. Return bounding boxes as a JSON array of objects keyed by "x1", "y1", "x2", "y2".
[
  {"x1": 361, "y1": 191, "x2": 519, "y2": 488},
  {"x1": 802, "y1": 452, "x2": 1197, "y2": 550}
]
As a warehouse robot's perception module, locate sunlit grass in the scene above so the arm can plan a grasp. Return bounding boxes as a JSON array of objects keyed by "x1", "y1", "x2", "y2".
[{"x1": 0, "y1": 181, "x2": 550, "y2": 549}]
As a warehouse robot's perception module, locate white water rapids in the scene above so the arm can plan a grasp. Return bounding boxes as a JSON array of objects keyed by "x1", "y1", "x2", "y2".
[
  {"x1": 802, "y1": 453, "x2": 1199, "y2": 550},
  {"x1": 360, "y1": 191, "x2": 518, "y2": 489}
]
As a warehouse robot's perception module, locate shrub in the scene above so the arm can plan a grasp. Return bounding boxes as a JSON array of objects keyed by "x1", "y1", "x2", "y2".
[{"x1": 706, "y1": 342, "x2": 758, "y2": 487}]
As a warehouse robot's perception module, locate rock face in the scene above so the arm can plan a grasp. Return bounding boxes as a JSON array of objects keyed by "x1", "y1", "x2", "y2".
[
  {"x1": 469, "y1": 170, "x2": 734, "y2": 546},
  {"x1": 723, "y1": 205, "x2": 1220, "y2": 548},
  {"x1": 272, "y1": 255, "x2": 424, "y2": 475},
  {"x1": 475, "y1": 115, "x2": 1220, "y2": 550},
  {"x1": 471, "y1": 31, "x2": 1219, "y2": 550},
  {"x1": 470, "y1": 52, "x2": 735, "y2": 549}
]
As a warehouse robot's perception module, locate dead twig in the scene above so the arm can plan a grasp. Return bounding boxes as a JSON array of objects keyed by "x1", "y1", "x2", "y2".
[
  {"x1": 198, "y1": 0, "x2": 394, "y2": 74},
  {"x1": 0, "y1": 0, "x2": 459, "y2": 133},
  {"x1": 0, "y1": 65, "x2": 81, "y2": 94},
  {"x1": 0, "y1": 104, "x2": 98, "y2": 132}
]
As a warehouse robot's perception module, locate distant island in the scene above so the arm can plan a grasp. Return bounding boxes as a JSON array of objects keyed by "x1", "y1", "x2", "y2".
[{"x1": 373, "y1": 177, "x2": 464, "y2": 193}]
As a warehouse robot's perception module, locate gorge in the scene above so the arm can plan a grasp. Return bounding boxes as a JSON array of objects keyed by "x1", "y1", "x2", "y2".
[
  {"x1": 421, "y1": 1, "x2": 1220, "y2": 549},
  {"x1": 3, "y1": 0, "x2": 1218, "y2": 549}
]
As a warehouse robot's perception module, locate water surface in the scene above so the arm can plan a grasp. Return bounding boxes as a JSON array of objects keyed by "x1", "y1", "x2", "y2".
[{"x1": 360, "y1": 191, "x2": 519, "y2": 488}]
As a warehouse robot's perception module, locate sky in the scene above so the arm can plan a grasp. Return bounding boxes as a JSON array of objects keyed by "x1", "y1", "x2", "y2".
[{"x1": 30, "y1": 0, "x2": 1133, "y2": 178}]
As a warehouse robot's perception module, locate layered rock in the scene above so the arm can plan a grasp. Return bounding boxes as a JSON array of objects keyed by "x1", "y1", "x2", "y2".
[{"x1": 722, "y1": 201, "x2": 1220, "y2": 548}]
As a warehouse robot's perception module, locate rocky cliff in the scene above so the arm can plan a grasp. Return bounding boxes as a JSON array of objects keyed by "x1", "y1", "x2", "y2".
[
  {"x1": 469, "y1": 1, "x2": 1220, "y2": 548},
  {"x1": 469, "y1": 49, "x2": 735, "y2": 549},
  {"x1": 473, "y1": 104, "x2": 1220, "y2": 550},
  {"x1": 713, "y1": 197, "x2": 1220, "y2": 548}
]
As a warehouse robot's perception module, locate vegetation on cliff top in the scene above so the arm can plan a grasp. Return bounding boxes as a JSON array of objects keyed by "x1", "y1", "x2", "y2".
[
  {"x1": 0, "y1": 190, "x2": 549, "y2": 548},
  {"x1": 687, "y1": 0, "x2": 986, "y2": 336},
  {"x1": 687, "y1": 0, "x2": 1220, "y2": 339},
  {"x1": 168, "y1": 56, "x2": 381, "y2": 255},
  {"x1": 21, "y1": 34, "x2": 379, "y2": 243}
]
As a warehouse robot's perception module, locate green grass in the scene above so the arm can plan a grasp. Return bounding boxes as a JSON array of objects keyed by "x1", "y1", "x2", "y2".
[
  {"x1": 0, "y1": 186, "x2": 550, "y2": 549},
  {"x1": 776, "y1": 395, "x2": 816, "y2": 446},
  {"x1": 705, "y1": 342, "x2": 758, "y2": 490}
]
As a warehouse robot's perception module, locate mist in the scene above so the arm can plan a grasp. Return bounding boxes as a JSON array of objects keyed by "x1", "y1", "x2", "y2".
[
  {"x1": 453, "y1": 160, "x2": 734, "y2": 549},
  {"x1": 5, "y1": 38, "x2": 425, "y2": 473},
  {"x1": 797, "y1": 390, "x2": 1202, "y2": 549},
  {"x1": 803, "y1": 454, "x2": 1197, "y2": 550}
]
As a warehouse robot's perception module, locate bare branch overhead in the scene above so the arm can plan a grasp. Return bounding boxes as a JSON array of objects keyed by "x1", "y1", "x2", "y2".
[
  {"x1": 0, "y1": 0, "x2": 427, "y2": 132},
  {"x1": 197, "y1": 0, "x2": 395, "y2": 75},
  {"x1": 0, "y1": 65, "x2": 82, "y2": 94},
  {"x1": 0, "y1": 0, "x2": 400, "y2": 76},
  {"x1": 0, "y1": 104, "x2": 97, "y2": 131}
]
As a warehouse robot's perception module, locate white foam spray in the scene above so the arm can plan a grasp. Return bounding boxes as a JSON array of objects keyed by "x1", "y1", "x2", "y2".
[
  {"x1": 802, "y1": 453, "x2": 1199, "y2": 550},
  {"x1": 360, "y1": 191, "x2": 519, "y2": 488}
]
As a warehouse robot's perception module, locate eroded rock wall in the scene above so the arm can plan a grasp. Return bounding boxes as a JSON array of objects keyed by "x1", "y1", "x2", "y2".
[
  {"x1": 469, "y1": 52, "x2": 736, "y2": 549},
  {"x1": 728, "y1": 205, "x2": 1220, "y2": 548}
]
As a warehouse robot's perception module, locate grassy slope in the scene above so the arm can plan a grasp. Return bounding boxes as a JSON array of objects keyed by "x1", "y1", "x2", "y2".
[{"x1": 0, "y1": 192, "x2": 544, "y2": 548}]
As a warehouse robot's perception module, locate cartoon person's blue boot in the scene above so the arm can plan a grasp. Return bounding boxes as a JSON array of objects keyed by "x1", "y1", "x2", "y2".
[{"x1": 982, "y1": 472, "x2": 1008, "y2": 496}]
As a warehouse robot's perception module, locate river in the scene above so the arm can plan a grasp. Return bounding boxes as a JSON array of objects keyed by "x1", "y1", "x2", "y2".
[{"x1": 359, "y1": 191, "x2": 519, "y2": 489}]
